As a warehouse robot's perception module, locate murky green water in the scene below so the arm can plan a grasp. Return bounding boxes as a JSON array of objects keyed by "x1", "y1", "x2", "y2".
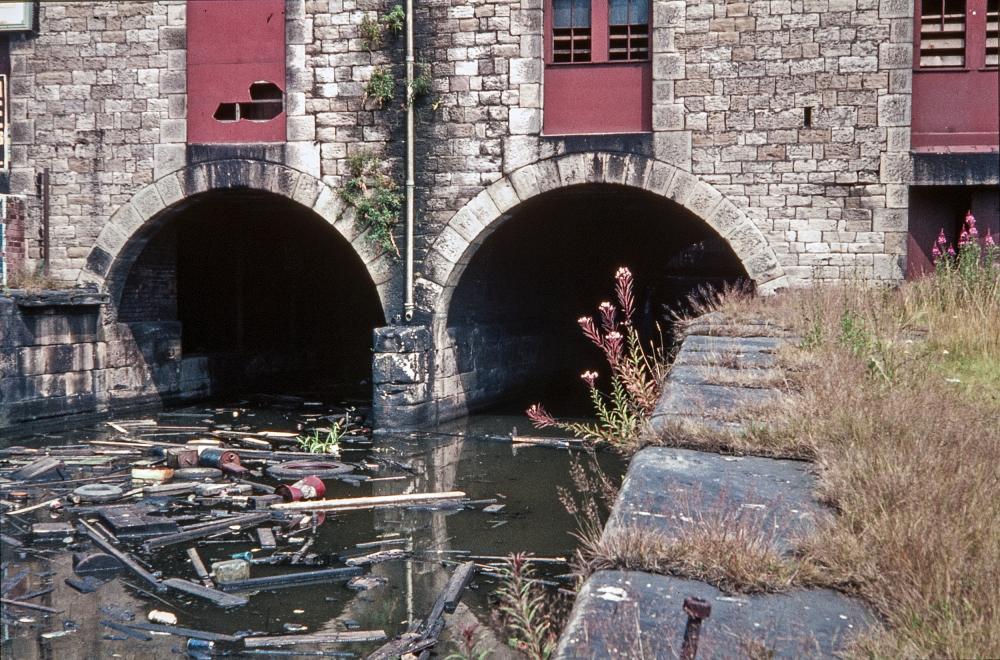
[{"x1": 1, "y1": 399, "x2": 623, "y2": 659}]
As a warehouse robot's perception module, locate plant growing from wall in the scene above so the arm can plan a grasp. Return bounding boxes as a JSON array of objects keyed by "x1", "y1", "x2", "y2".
[
  {"x1": 341, "y1": 151, "x2": 403, "y2": 257},
  {"x1": 527, "y1": 267, "x2": 668, "y2": 447},
  {"x1": 409, "y1": 61, "x2": 436, "y2": 108},
  {"x1": 360, "y1": 5, "x2": 406, "y2": 51},
  {"x1": 364, "y1": 67, "x2": 395, "y2": 108},
  {"x1": 383, "y1": 4, "x2": 405, "y2": 35}
]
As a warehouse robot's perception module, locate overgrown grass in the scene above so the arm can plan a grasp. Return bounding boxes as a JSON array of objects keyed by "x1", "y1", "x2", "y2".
[{"x1": 690, "y1": 251, "x2": 1000, "y2": 656}]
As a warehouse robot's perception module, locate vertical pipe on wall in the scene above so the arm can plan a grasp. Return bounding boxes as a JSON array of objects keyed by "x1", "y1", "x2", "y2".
[
  {"x1": 403, "y1": 0, "x2": 415, "y2": 322},
  {"x1": 39, "y1": 167, "x2": 50, "y2": 276}
]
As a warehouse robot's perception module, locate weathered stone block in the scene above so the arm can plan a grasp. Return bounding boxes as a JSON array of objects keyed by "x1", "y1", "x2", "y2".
[{"x1": 373, "y1": 351, "x2": 428, "y2": 385}]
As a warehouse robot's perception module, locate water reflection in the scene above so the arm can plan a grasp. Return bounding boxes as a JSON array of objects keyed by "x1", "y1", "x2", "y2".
[{"x1": 1, "y1": 403, "x2": 623, "y2": 658}]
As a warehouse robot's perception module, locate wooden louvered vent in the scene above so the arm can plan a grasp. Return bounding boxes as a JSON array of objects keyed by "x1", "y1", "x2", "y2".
[
  {"x1": 987, "y1": 0, "x2": 999, "y2": 66},
  {"x1": 608, "y1": 0, "x2": 649, "y2": 61},
  {"x1": 552, "y1": 0, "x2": 592, "y2": 62},
  {"x1": 920, "y1": 0, "x2": 967, "y2": 67}
]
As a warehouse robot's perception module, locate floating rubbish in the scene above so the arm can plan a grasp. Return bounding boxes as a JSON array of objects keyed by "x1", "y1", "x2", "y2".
[
  {"x1": 147, "y1": 609, "x2": 178, "y2": 625},
  {"x1": 275, "y1": 475, "x2": 325, "y2": 502},
  {"x1": 72, "y1": 483, "x2": 124, "y2": 503},
  {"x1": 73, "y1": 552, "x2": 124, "y2": 578},
  {"x1": 211, "y1": 559, "x2": 251, "y2": 584}
]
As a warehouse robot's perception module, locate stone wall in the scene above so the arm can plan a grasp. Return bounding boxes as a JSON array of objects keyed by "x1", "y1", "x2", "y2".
[
  {"x1": 2, "y1": 0, "x2": 918, "y2": 429},
  {"x1": 1, "y1": 195, "x2": 28, "y2": 281},
  {"x1": 7, "y1": 1, "x2": 187, "y2": 281},
  {"x1": 677, "y1": 0, "x2": 913, "y2": 283},
  {"x1": 0, "y1": 290, "x2": 214, "y2": 431},
  {"x1": 6, "y1": 0, "x2": 913, "y2": 290}
]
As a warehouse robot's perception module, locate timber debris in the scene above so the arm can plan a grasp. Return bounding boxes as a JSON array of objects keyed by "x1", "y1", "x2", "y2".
[{"x1": 0, "y1": 399, "x2": 498, "y2": 655}]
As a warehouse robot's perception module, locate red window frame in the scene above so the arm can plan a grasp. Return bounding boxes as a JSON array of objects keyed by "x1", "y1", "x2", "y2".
[
  {"x1": 914, "y1": 0, "x2": 999, "y2": 70},
  {"x1": 545, "y1": 0, "x2": 650, "y2": 65},
  {"x1": 542, "y1": 0, "x2": 652, "y2": 135}
]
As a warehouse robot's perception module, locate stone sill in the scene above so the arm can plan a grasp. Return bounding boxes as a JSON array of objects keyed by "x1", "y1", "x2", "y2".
[{"x1": 7, "y1": 289, "x2": 109, "y2": 310}]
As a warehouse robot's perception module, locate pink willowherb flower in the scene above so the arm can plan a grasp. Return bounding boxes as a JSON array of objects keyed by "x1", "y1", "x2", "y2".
[
  {"x1": 932, "y1": 243, "x2": 941, "y2": 262},
  {"x1": 604, "y1": 331, "x2": 624, "y2": 366},
  {"x1": 526, "y1": 404, "x2": 558, "y2": 428},
  {"x1": 578, "y1": 316, "x2": 603, "y2": 348},
  {"x1": 580, "y1": 370, "x2": 599, "y2": 388},
  {"x1": 985, "y1": 229, "x2": 996, "y2": 247},
  {"x1": 937, "y1": 229, "x2": 948, "y2": 245},
  {"x1": 598, "y1": 301, "x2": 617, "y2": 332},
  {"x1": 947, "y1": 245, "x2": 956, "y2": 257},
  {"x1": 615, "y1": 267, "x2": 636, "y2": 323},
  {"x1": 959, "y1": 229, "x2": 970, "y2": 247}
]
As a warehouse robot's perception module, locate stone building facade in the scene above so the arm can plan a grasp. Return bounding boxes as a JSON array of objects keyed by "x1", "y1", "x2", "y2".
[{"x1": 0, "y1": 0, "x2": 995, "y2": 430}]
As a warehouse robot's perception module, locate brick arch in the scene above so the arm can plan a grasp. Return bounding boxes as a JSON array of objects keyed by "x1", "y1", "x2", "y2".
[
  {"x1": 419, "y1": 151, "x2": 788, "y2": 322},
  {"x1": 81, "y1": 159, "x2": 392, "y2": 316}
]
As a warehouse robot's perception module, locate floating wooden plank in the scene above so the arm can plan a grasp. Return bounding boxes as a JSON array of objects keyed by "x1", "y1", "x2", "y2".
[
  {"x1": 186, "y1": 547, "x2": 214, "y2": 588},
  {"x1": 79, "y1": 520, "x2": 163, "y2": 591},
  {"x1": 217, "y1": 566, "x2": 362, "y2": 592},
  {"x1": 345, "y1": 548, "x2": 407, "y2": 566},
  {"x1": 142, "y1": 512, "x2": 271, "y2": 550},
  {"x1": 440, "y1": 561, "x2": 476, "y2": 614},
  {"x1": 243, "y1": 630, "x2": 388, "y2": 648},
  {"x1": 10, "y1": 457, "x2": 66, "y2": 482},
  {"x1": 100, "y1": 619, "x2": 153, "y2": 641},
  {"x1": 368, "y1": 562, "x2": 476, "y2": 660},
  {"x1": 79, "y1": 519, "x2": 163, "y2": 591},
  {"x1": 1, "y1": 597, "x2": 61, "y2": 614},
  {"x1": 256, "y1": 527, "x2": 277, "y2": 550},
  {"x1": 162, "y1": 578, "x2": 248, "y2": 608},
  {"x1": 269, "y1": 491, "x2": 466, "y2": 512},
  {"x1": 118, "y1": 620, "x2": 241, "y2": 642}
]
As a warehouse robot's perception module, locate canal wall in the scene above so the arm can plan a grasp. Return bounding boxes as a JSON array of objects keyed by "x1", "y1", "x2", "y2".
[
  {"x1": 556, "y1": 315, "x2": 875, "y2": 656},
  {"x1": 0, "y1": 289, "x2": 212, "y2": 430}
]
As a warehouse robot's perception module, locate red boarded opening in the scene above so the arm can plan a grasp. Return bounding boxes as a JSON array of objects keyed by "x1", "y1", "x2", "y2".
[
  {"x1": 187, "y1": 0, "x2": 286, "y2": 143},
  {"x1": 543, "y1": 0, "x2": 652, "y2": 135}
]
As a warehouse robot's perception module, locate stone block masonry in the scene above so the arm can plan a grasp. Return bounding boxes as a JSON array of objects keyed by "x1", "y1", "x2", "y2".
[{"x1": 1, "y1": 0, "x2": 917, "y2": 429}]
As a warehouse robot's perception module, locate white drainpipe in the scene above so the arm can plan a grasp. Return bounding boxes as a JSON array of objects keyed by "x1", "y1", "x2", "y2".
[{"x1": 403, "y1": 0, "x2": 416, "y2": 322}]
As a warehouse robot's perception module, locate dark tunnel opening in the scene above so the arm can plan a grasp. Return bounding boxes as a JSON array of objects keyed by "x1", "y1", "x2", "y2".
[
  {"x1": 444, "y1": 184, "x2": 749, "y2": 416},
  {"x1": 117, "y1": 190, "x2": 384, "y2": 402}
]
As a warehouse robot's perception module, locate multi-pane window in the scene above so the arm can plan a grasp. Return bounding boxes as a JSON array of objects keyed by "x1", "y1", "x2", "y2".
[
  {"x1": 920, "y1": 0, "x2": 967, "y2": 67},
  {"x1": 552, "y1": 0, "x2": 592, "y2": 62},
  {"x1": 917, "y1": 0, "x2": 998, "y2": 68},
  {"x1": 549, "y1": 0, "x2": 650, "y2": 64},
  {"x1": 988, "y1": 0, "x2": 999, "y2": 66},
  {"x1": 608, "y1": 0, "x2": 649, "y2": 61}
]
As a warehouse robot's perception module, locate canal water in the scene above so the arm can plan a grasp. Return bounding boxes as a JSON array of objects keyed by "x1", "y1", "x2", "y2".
[{"x1": 0, "y1": 396, "x2": 624, "y2": 659}]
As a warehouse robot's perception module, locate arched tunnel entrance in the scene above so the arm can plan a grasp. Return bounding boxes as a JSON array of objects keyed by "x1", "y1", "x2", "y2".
[
  {"x1": 115, "y1": 190, "x2": 384, "y2": 402},
  {"x1": 442, "y1": 184, "x2": 748, "y2": 416}
]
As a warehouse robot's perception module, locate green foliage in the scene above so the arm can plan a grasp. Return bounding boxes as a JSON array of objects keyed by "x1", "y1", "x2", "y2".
[
  {"x1": 495, "y1": 554, "x2": 557, "y2": 660},
  {"x1": 383, "y1": 4, "x2": 406, "y2": 34},
  {"x1": 364, "y1": 67, "x2": 395, "y2": 108},
  {"x1": 359, "y1": 14, "x2": 383, "y2": 50},
  {"x1": 341, "y1": 151, "x2": 403, "y2": 257},
  {"x1": 444, "y1": 624, "x2": 491, "y2": 660},
  {"x1": 360, "y1": 5, "x2": 405, "y2": 50},
  {"x1": 409, "y1": 62, "x2": 435, "y2": 106},
  {"x1": 527, "y1": 268, "x2": 668, "y2": 448},
  {"x1": 296, "y1": 421, "x2": 345, "y2": 455}
]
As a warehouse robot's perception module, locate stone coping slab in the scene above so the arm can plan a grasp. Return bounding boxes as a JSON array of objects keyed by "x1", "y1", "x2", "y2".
[
  {"x1": 603, "y1": 447, "x2": 824, "y2": 554},
  {"x1": 555, "y1": 570, "x2": 874, "y2": 659},
  {"x1": 651, "y1": 382, "x2": 782, "y2": 420},
  {"x1": 681, "y1": 335, "x2": 786, "y2": 353}
]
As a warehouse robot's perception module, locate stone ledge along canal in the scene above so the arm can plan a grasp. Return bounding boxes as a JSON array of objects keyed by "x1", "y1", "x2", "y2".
[{"x1": 0, "y1": 396, "x2": 624, "y2": 659}]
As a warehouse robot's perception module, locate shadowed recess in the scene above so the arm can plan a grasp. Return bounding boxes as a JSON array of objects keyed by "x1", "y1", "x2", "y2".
[
  {"x1": 445, "y1": 184, "x2": 748, "y2": 415},
  {"x1": 117, "y1": 190, "x2": 384, "y2": 398}
]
